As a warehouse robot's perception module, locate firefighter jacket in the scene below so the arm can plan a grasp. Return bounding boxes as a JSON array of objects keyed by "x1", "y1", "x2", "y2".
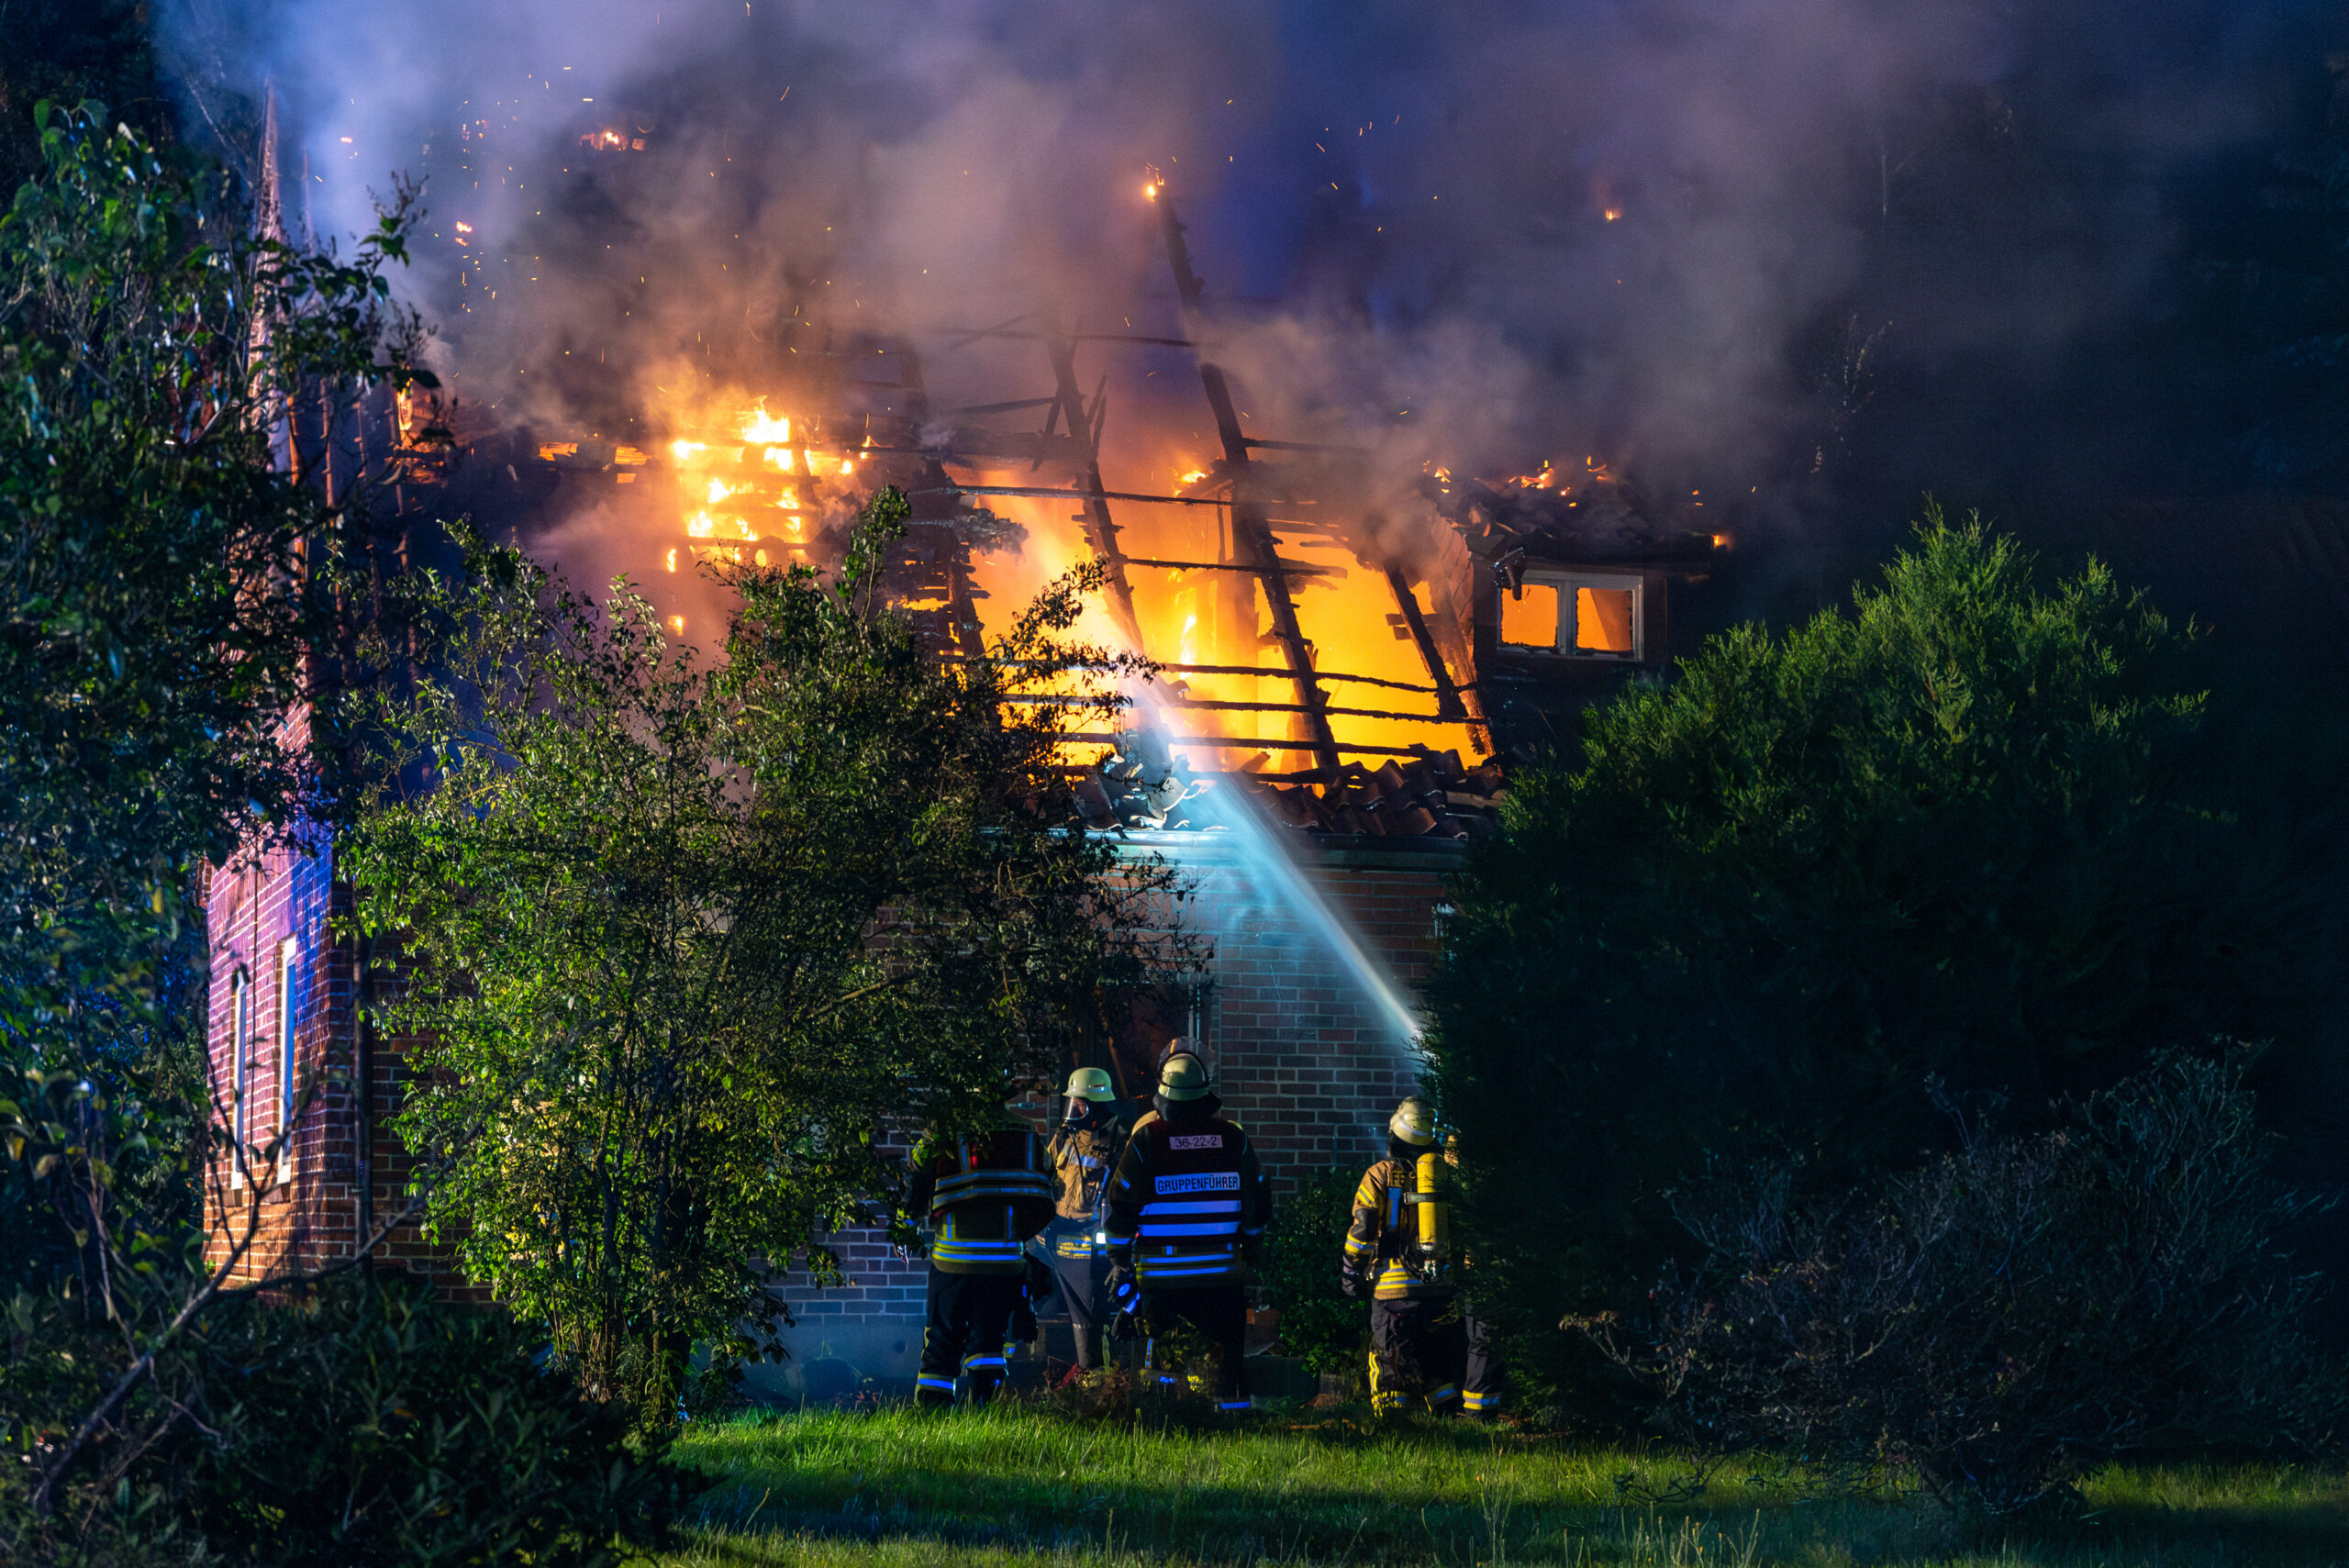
[
  {"x1": 1345, "y1": 1151, "x2": 1456, "y2": 1301},
  {"x1": 1044, "y1": 1119, "x2": 1124, "y2": 1262},
  {"x1": 1102, "y1": 1106, "x2": 1271, "y2": 1289},
  {"x1": 906, "y1": 1118, "x2": 1056, "y2": 1275}
]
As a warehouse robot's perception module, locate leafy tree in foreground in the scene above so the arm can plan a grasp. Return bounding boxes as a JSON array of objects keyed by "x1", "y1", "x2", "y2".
[
  {"x1": 1, "y1": 103, "x2": 429, "y2": 1019},
  {"x1": 1431, "y1": 516, "x2": 2308, "y2": 1411},
  {"x1": 0, "y1": 108, "x2": 658, "y2": 1566},
  {"x1": 341, "y1": 492, "x2": 1193, "y2": 1421}
]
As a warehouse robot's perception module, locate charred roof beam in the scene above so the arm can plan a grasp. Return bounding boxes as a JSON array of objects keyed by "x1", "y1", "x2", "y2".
[{"x1": 1152, "y1": 189, "x2": 1341, "y2": 777}]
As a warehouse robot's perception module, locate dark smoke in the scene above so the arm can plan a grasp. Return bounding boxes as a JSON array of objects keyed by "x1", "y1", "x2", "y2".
[{"x1": 161, "y1": 0, "x2": 2349, "y2": 573}]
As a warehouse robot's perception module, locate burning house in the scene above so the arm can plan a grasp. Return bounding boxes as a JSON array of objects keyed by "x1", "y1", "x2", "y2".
[{"x1": 200, "y1": 172, "x2": 1727, "y2": 1373}]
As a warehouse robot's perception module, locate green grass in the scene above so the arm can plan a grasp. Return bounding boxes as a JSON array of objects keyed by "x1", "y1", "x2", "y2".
[{"x1": 661, "y1": 1402, "x2": 2348, "y2": 1567}]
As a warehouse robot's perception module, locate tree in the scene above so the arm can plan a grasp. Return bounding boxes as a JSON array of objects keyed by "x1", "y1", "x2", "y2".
[
  {"x1": 0, "y1": 6, "x2": 165, "y2": 195},
  {"x1": 2, "y1": 102, "x2": 429, "y2": 1025},
  {"x1": 339, "y1": 493, "x2": 1193, "y2": 1420},
  {"x1": 0, "y1": 107, "x2": 657, "y2": 1562},
  {"x1": 1430, "y1": 516, "x2": 2303, "y2": 1410}
]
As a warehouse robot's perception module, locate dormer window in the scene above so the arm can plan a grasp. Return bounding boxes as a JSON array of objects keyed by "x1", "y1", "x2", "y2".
[{"x1": 1498, "y1": 569, "x2": 1645, "y2": 660}]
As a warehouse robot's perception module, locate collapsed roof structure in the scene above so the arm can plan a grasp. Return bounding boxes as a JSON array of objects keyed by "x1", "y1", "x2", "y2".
[{"x1": 406, "y1": 183, "x2": 1728, "y2": 844}]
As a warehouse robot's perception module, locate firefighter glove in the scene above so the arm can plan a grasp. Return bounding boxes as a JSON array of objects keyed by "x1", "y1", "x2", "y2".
[
  {"x1": 1108, "y1": 1266, "x2": 1141, "y2": 1315},
  {"x1": 1338, "y1": 1262, "x2": 1364, "y2": 1299}
]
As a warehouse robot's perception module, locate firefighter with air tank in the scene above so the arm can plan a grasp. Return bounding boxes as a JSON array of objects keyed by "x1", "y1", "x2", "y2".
[
  {"x1": 1041, "y1": 1066, "x2": 1130, "y2": 1377},
  {"x1": 1341, "y1": 1096, "x2": 1506, "y2": 1418},
  {"x1": 903, "y1": 1104, "x2": 1058, "y2": 1407},
  {"x1": 1101, "y1": 1048, "x2": 1272, "y2": 1411}
]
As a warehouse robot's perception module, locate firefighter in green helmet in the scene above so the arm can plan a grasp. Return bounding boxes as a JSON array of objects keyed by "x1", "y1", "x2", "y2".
[
  {"x1": 1042, "y1": 1066, "x2": 1130, "y2": 1377},
  {"x1": 1340, "y1": 1096, "x2": 1507, "y2": 1417}
]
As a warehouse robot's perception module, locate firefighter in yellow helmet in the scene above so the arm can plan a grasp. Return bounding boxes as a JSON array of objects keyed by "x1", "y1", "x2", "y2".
[
  {"x1": 1340, "y1": 1097, "x2": 1507, "y2": 1417},
  {"x1": 1101, "y1": 1050, "x2": 1271, "y2": 1411},
  {"x1": 904, "y1": 1105, "x2": 1057, "y2": 1407},
  {"x1": 1042, "y1": 1066, "x2": 1130, "y2": 1377}
]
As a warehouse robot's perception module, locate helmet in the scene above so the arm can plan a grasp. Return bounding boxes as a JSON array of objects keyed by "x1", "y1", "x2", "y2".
[
  {"x1": 1388, "y1": 1097, "x2": 1438, "y2": 1148},
  {"x1": 1158, "y1": 1052, "x2": 1211, "y2": 1102},
  {"x1": 1063, "y1": 1067, "x2": 1118, "y2": 1104}
]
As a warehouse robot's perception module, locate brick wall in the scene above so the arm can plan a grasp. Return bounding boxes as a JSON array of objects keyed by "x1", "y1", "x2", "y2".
[
  {"x1": 758, "y1": 832, "x2": 1458, "y2": 1385},
  {"x1": 199, "y1": 702, "x2": 361, "y2": 1285},
  {"x1": 199, "y1": 709, "x2": 476, "y2": 1299},
  {"x1": 203, "y1": 806, "x2": 1461, "y2": 1363}
]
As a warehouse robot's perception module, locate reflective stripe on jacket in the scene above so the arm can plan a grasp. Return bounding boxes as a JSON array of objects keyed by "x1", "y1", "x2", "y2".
[
  {"x1": 1346, "y1": 1157, "x2": 1453, "y2": 1301},
  {"x1": 907, "y1": 1123, "x2": 1056, "y2": 1276},
  {"x1": 1102, "y1": 1110, "x2": 1270, "y2": 1289}
]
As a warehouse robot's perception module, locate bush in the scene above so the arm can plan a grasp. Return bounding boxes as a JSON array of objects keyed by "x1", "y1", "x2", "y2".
[
  {"x1": 1429, "y1": 519, "x2": 2326, "y2": 1413},
  {"x1": 1576, "y1": 1054, "x2": 2343, "y2": 1516},
  {"x1": 174, "y1": 1275, "x2": 681, "y2": 1565},
  {"x1": 1259, "y1": 1165, "x2": 1368, "y2": 1377}
]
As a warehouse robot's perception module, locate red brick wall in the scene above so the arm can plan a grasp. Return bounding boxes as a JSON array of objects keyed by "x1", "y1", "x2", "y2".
[
  {"x1": 200, "y1": 821, "x2": 364, "y2": 1284},
  {"x1": 756, "y1": 833, "x2": 1458, "y2": 1386},
  {"x1": 1181, "y1": 840, "x2": 1449, "y2": 1184},
  {"x1": 199, "y1": 707, "x2": 475, "y2": 1299},
  {"x1": 204, "y1": 805, "x2": 1460, "y2": 1363}
]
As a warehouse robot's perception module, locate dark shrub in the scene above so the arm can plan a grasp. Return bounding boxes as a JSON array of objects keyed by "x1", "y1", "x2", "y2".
[
  {"x1": 180, "y1": 1275, "x2": 678, "y2": 1565},
  {"x1": 1577, "y1": 1055, "x2": 2343, "y2": 1516},
  {"x1": 1429, "y1": 523, "x2": 2339, "y2": 1412},
  {"x1": 1259, "y1": 1165, "x2": 1368, "y2": 1378}
]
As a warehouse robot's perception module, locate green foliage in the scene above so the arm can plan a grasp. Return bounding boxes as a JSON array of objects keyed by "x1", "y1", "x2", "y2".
[
  {"x1": 339, "y1": 493, "x2": 1195, "y2": 1421},
  {"x1": 5, "y1": 1273, "x2": 679, "y2": 1565},
  {"x1": 1257, "y1": 1165, "x2": 1365, "y2": 1376},
  {"x1": 1430, "y1": 516, "x2": 2297, "y2": 1411},
  {"x1": 1, "y1": 103, "x2": 428, "y2": 1027},
  {"x1": 0, "y1": 10, "x2": 163, "y2": 196},
  {"x1": 180, "y1": 1276, "x2": 678, "y2": 1566},
  {"x1": 0, "y1": 108, "x2": 487, "y2": 1560}
]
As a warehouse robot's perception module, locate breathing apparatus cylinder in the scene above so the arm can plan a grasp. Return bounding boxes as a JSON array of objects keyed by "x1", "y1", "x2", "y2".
[
  {"x1": 1414, "y1": 1150, "x2": 1445, "y2": 1250},
  {"x1": 1408, "y1": 1147, "x2": 1452, "y2": 1284}
]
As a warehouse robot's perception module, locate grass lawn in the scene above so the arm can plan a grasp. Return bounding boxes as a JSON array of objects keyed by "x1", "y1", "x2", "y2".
[{"x1": 661, "y1": 1401, "x2": 2349, "y2": 1566}]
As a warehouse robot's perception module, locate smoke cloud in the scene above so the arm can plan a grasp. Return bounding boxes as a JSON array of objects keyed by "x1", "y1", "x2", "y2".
[{"x1": 162, "y1": 0, "x2": 2346, "y2": 557}]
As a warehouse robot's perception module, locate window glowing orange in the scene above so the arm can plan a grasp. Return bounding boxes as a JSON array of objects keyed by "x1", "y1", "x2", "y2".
[
  {"x1": 1574, "y1": 587, "x2": 1636, "y2": 654},
  {"x1": 1499, "y1": 584, "x2": 1559, "y2": 649}
]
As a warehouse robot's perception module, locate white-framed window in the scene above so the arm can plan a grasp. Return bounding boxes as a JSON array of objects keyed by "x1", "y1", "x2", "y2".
[
  {"x1": 1498, "y1": 569, "x2": 1645, "y2": 660},
  {"x1": 229, "y1": 966, "x2": 250, "y2": 1189},
  {"x1": 274, "y1": 937, "x2": 296, "y2": 1174}
]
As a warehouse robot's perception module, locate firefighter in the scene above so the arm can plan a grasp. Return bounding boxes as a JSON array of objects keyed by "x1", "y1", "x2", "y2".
[
  {"x1": 1043, "y1": 1066, "x2": 1129, "y2": 1376},
  {"x1": 1340, "y1": 1097, "x2": 1507, "y2": 1418},
  {"x1": 1101, "y1": 1051, "x2": 1271, "y2": 1411},
  {"x1": 904, "y1": 1105, "x2": 1058, "y2": 1407}
]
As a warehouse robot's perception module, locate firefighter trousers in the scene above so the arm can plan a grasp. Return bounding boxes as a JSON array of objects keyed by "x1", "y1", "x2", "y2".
[
  {"x1": 1048, "y1": 1247, "x2": 1110, "y2": 1372},
  {"x1": 918, "y1": 1268, "x2": 1022, "y2": 1407},
  {"x1": 1369, "y1": 1298, "x2": 1504, "y2": 1416},
  {"x1": 1139, "y1": 1284, "x2": 1250, "y2": 1408},
  {"x1": 1463, "y1": 1307, "x2": 1507, "y2": 1416}
]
